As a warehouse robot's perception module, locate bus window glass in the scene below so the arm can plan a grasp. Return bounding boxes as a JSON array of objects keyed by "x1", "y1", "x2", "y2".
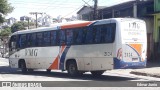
[
  {"x1": 60, "y1": 30, "x2": 65, "y2": 45},
  {"x1": 31, "y1": 33, "x2": 36, "y2": 47},
  {"x1": 106, "y1": 26, "x2": 112, "y2": 43},
  {"x1": 105, "y1": 23, "x2": 116, "y2": 43},
  {"x1": 26, "y1": 34, "x2": 31, "y2": 47},
  {"x1": 75, "y1": 29, "x2": 82, "y2": 44},
  {"x1": 85, "y1": 27, "x2": 93, "y2": 44},
  {"x1": 74, "y1": 28, "x2": 87, "y2": 44},
  {"x1": 66, "y1": 30, "x2": 73, "y2": 45},
  {"x1": 99, "y1": 23, "x2": 116, "y2": 43},
  {"x1": 101, "y1": 25, "x2": 107, "y2": 43},
  {"x1": 19, "y1": 34, "x2": 26, "y2": 48},
  {"x1": 51, "y1": 31, "x2": 59, "y2": 46},
  {"x1": 9, "y1": 35, "x2": 17, "y2": 49},
  {"x1": 37, "y1": 32, "x2": 43, "y2": 46},
  {"x1": 44, "y1": 31, "x2": 51, "y2": 46},
  {"x1": 94, "y1": 26, "x2": 101, "y2": 43}
]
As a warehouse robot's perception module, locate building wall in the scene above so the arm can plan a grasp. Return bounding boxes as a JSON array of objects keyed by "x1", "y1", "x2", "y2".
[
  {"x1": 153, "y1": 0, "x2": 160, "y2": 60},
  {"x1": 154, "y1": 14, "x2": 160, "y2": 42},
  {"x1": 77, "y1": 1, "x2": 155, "y2": 61},
  {"x1": 154, "y1": 0, "x2": 160, "y2": 12},
  {"x1": 153, "y1": 14, "x2": 160, "y2": 60},
  {"x1": 77, "y1": 6, "x2": 93, "y2": 20},
  {"x1": 142, "y1": 18, "x2": 154, "y2": 60}
]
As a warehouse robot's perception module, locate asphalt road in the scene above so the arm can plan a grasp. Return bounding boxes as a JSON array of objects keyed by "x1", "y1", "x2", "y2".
[{"x1": 0, "y1": 58, "x2": 160, "y2": 87}]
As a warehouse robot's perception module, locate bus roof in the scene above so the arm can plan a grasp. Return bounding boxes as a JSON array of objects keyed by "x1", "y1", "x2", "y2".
[
  {"x1": 11, "y1": 18, "x2": 144, "y2": 36},
  {"x1": 11, "y1": 20, "x2": 94, "y2": 35}
]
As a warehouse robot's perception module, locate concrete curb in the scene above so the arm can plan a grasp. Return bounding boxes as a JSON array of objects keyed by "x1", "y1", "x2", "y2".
[{"x1": 130, "y1": 71, "x2": 160, "y2": 78}]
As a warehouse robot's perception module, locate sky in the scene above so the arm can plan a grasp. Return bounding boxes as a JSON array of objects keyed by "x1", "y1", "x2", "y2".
[{"x1": 6, "y1": 0, "x2": 132, "y2": 20}]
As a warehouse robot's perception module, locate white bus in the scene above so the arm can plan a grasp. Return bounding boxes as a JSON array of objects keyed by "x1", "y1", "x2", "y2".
[{"x1": 8, "y1": 18, "x2": 147, "y2": 76}]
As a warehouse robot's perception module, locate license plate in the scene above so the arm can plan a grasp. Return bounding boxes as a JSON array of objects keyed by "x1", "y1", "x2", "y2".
[{"x1": 132, "y1": 58, "x2": 138, "y2": 61}]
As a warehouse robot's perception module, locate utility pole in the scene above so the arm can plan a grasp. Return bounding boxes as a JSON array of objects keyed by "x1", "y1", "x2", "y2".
[
  {"x1": 93, "y1": 0, "x2": 98, "y2": 20},
  {"x1": 27, "y1": 17, "x2": 30, "y2": 29},
  {"x1": 30, "y1": 12, "x2": 43, "y2": 28},
  {"x1": 133, "y1": 0, "x2": 138, "y2": 18}
]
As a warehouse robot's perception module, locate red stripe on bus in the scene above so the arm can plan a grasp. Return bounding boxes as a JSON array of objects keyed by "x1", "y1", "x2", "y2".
[
  {"x1": 49, "y1": 56, "x2": 59, "y2": 69},
  {"x1": 61, "y1": 21, "x2": 92, "y2": 29},
  {"x1": 48, "y1": 45, "x2": 66, "y2": 69}
]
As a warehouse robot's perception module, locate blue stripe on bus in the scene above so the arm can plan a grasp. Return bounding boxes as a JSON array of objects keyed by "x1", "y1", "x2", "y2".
[
  {"x1": 59, "y1": 45, "x2": 71, "y2": 70},
  {"x1": 114, "y1": 58, "x2": 146, "y2": 69}
]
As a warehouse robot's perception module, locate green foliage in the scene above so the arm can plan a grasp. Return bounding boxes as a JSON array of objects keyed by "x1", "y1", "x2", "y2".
[
  {"x1": 0, "y1": 27, "x2": 11, "y2": 36},
  {"x1": 11, "y1": 21, "x2": 27, "y2": 33},
  {"x1": 0, "y1": 0, "x2": 14, "y2": 23}
]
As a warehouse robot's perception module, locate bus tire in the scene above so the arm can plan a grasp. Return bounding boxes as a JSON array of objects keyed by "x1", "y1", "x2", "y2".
[
  {"x1": 91, "y1": 71, "x2": 105, "y2": 76},
  {"x1": 67, "y1": 61, "x2": 79, "y2": 76},
  {"x1": 20, "y1": 61, "x2": 27, "y2": 73},
  {"x1": 28, "y1": 69, "x2": 33, "y2": 72},
  {"x1": 46, "y1": 69, "x2": 51, "y2": 73}
]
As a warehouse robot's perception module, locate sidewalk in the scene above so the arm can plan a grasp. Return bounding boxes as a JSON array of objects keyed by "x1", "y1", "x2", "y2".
[
  {"x1": 0, "y1": 57, "x2": 9, "y2": 66},
  {"x1": 130, "y1": 62, "x2": 160, "y2": 78}
]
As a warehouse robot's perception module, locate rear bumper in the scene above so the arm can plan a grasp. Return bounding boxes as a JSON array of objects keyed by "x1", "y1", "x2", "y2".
[{"x1": 114, "y1": 58, "x2": 147, "y2": 69}]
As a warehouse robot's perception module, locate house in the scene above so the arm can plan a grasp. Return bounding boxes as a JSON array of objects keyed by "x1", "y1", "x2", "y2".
[
  {"x1": 77, "y1": 0, "x2": 157, "y2": 62},
  {"x1": 77, "y1": 5, "x2": 105, "y2": 20},
  {"x1": 152, "y1": 0, "x2": 160, "y2": 61},
  {"x1": 7, "y1": 17, "x2": 17, "y2": 26},
  {"x1": 38, "y1": 15, "x2": 53, "y2": 27}
]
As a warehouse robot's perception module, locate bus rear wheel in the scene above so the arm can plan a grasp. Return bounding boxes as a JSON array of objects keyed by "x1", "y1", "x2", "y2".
[
  {"x1": 91, "y1": 71, "x2": 105, "y2": 76},
  {"x1": 46, "y1": 69, "x2": 51, "y2": 73},
  {"x1": 20, "y1": 61, "x2": 27, "y2": 73},
  {"x1": 67, "y1": 61, "x2": 79, "y2": 76}
]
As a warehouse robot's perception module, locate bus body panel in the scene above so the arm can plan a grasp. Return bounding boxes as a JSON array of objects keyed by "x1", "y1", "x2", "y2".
[
  {"x1": 114, "y1": 18, "x2": 147, "y2": 69},
  {"x1": 65, "y1": 44, "x2": 114, "y2": 71},
  {"x1": 8, "y1": 18, "x2": 147, "y2": 72}
]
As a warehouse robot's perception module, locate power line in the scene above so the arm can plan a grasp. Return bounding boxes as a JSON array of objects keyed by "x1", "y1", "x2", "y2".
[
  {"x1": 9, "y1": 0, "x2": 95, "y2": 19},
  {"x1": 9, "y1": 0, "x2": 83, "y2": 5},
  {"x1": 30, "y1": 12, "x2": 43, "y2": 28},
  {"x1": 82, "y1": 0, "x2": 92, "y2": 7},
  {"x1": 62, "y1": 6, "x2": 83, "y2": 18},
  {"x1": 42, "y1": 2, "x2": 67, "y2": 12},
  {"x1": 62, "y1": 0, "x2": 92, "y2": 18}
]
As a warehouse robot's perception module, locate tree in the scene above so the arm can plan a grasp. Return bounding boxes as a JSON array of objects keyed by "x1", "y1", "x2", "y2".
[
  {"x1": 0, "y1": 0, "x2": 14, "y2": 23},
  {"x1": 0, "y1": 26, "x2": 11, "y2": 57},
  {"x1": 11, "y1": 21, "x2": 27, "y2": 33},
  {"x1": 0, "y1": 27, "x2": 11, "y2": 36}
]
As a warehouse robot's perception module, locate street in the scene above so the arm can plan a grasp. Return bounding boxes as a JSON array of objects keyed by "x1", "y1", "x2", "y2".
[{"x1": 0, "y1": 58, "x2": 160, "y2": 87}]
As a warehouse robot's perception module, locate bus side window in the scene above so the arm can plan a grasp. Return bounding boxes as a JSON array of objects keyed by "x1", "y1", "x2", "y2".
[
  {"x1": 75, "y1": 28, "x2": 84, "y2": 44},
  {"x1": 101, "y1": 23, "x2": 116, "y2": 43},
  {"x1": 100, "y1": 25, "x2": 107, "y2": 43},
  {"x1": 9, "y1": 35, "x2": 17, "y2": 50},
  {"x1": 27, "y1": 34, "x2": 31, "y2": 47},
  {"x1": 94, "y1": 26, "x2": 101, "y2": 43},
  {"x1": 36, "y1": 32, "x2": 43, "y2": 46},
  {"x1": 51, "y1": 31, "x2": 59, "y2": 46},
  {"x1": 66, "y1": 29, "x2": 73, "y2": 45},
  {"x1": 85, "y1": 27, "x2": 93, "y2": 44},
  {"x1": 31, "y1": 33, "x2": 36, "y2": 47},
  {"x1": 111, "y1": 23, "x2": 116, "y2": 42},
  {"x1": 19, "y1": 34, "x2": 27, "y2": 48},
  {"x1": 105, "y1": 23, "x2": 116, "y2": 43},
  {"x1": 59, "y1": 30, "x2": 65, "y2": 45},
  {"x1": 106, "y1": 26, "x2": 112, "y2": 43},
  {"x1": 44, "y1": 31, "x2": 51, "y2": 46}
]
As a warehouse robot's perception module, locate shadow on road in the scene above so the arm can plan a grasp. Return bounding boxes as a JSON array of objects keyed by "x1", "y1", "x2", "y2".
[{"x1": 0, "y1": 66, "x2": 138, "y2": 81}]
